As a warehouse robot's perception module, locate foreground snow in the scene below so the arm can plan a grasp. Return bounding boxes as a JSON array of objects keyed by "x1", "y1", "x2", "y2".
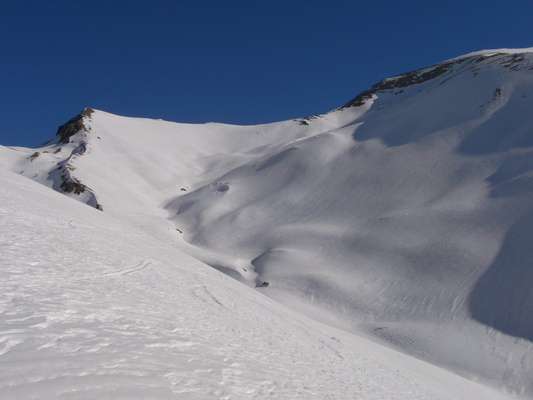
[{"x1": 0, "y1": 169, "x2": 510, "y2": 399}]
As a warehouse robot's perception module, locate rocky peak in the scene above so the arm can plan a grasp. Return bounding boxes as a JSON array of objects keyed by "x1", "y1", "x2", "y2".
[{"x1": 55, "y1": 107, "x2": 94, "y2": 144}]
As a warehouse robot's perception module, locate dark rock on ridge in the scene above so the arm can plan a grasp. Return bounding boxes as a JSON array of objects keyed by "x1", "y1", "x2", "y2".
[{"x1": 55, "y1": 107, "x2": 94, "y2": 144}]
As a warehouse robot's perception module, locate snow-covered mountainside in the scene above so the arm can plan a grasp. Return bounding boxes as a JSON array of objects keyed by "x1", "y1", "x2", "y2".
[
  {"x1": 0, "y1": 167, "x2": 510, "y2": 399},
  {"x1": 1, "y1": 47, "x2": 532, "y2": 398}
]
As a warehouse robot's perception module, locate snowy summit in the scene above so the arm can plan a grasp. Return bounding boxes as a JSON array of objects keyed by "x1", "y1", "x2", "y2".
[{"x1": 1, "y1": 48, "x2": 533, "y2": 399}]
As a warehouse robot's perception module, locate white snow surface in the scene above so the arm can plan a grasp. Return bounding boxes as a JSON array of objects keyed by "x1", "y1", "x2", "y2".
[
  {"x1": 2, "y1": 48, "x2": 533, "y2": 398},
  {"x1": 0, "y1": 168, "x2": 508, "y2": 399}
]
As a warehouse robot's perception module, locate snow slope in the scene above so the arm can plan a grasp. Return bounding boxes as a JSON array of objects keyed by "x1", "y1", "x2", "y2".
[
  {"x1": 1, "y1": 48, "x2": 533, "y2": 397},
  {"x1": 164, "y1": 49, "x2": 533, "y2": 396},
  {"x1": 0, "y1": 168, "x2": 510, "y2": 399}
]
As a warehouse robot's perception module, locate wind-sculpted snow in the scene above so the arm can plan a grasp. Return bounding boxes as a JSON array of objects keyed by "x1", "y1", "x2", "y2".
[
  {"x1": 165, "y1": 48, "x2": 533, "y2": 396},
  {"x1": 470, "y1": 209, "x2": 533, "y2": 340},
  {"x1": 0, "y1": 169, "x2": 510, "y2": 399},
  {"x1": 1, "y1": 47, "x2": 533, "y2": 398}
]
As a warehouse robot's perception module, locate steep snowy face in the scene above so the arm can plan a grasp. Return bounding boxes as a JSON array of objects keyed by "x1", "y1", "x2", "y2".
[
  {"x1": 1, "y1": 48, "x2": 532, "y2": 397},
  {"x1": 340, "y1": 51, "x2": 533, "y2": 152},
  {"x1": 340, "y1": 50, "x2": 533, "y2": 110},
  {"x1": 169, "y1": 49, "x2": 533, "y2": 278},
  {"x1": 165, "y1": 49, "x2": 533, "y2": 395}
]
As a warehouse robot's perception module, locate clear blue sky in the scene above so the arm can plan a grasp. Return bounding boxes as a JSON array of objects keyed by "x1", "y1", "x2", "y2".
[{"x1": 1, "y1": 0, "x2": 532, "y2": 147}]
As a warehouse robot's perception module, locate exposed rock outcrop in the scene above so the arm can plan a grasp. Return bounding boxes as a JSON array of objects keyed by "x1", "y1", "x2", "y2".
[{"x1": 55, "y1": 107, "x2": 94, "y2": 144}]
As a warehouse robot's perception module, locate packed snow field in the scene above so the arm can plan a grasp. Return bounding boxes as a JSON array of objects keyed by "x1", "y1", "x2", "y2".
[
  {"x1": 0, "y1": 169, "x2": 508, "y2": 399},
  {"x1": 1, "y1": 48, "x2": 532, "y2": 398}
]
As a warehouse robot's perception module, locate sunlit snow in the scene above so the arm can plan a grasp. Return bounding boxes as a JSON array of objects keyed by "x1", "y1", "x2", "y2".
[{"x1": 1, "y1": 48, "x2": 532, "y2": 399}]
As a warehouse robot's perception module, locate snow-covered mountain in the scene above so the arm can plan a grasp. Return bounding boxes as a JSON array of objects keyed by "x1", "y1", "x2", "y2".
[{"x1": 1, "y1": 47, "x2": 532, "y2": 398}]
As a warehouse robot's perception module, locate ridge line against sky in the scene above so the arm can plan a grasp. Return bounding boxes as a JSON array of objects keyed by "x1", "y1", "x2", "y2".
[{"x1": 1, "y1": 0, "x2": 532, "y2": 147}]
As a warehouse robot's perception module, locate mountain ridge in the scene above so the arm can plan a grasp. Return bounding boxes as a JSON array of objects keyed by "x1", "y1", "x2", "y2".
[{"x1": 1, "y1": 47, "x2": 533, "y2": 397}]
